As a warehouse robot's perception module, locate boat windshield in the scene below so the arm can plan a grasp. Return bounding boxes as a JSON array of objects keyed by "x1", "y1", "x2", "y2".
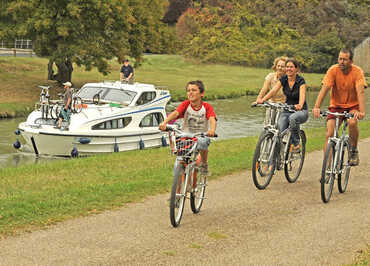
[{"x1": 77, "y1": 86, "x2": 137, "y2": 105}]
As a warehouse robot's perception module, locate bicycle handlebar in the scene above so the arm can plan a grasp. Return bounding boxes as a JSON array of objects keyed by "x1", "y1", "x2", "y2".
[
  {"x1": 251, "y1": 102, "x2": 296, "y2": 112},
  {"x1": 164, "y1": 125, "x2": 218, "y2": 138},
  {"x1": 320, "y1": 110, "x2": 354, "y2": 119}
]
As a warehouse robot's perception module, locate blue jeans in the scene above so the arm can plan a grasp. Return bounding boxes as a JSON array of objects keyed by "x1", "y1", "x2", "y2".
[
  {"x1": 196, "y1": 136, "x2": 210, "y2": 150},
  {"x1": 278, "y1": 110, "x2": 308, "y2": 145}
]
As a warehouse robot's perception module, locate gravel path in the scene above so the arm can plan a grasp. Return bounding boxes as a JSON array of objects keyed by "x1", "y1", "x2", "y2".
[{"x1": 0, "y1": 139, "x2": 369, "y2": 265}]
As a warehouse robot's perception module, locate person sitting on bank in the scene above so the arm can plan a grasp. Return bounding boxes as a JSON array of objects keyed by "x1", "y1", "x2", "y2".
[
  {"x1": 120, "y1": 59, "x2": 134, "y2": 84},
  {"x1": 55, "y1": 81, "x2": 72, "y2": 130}
]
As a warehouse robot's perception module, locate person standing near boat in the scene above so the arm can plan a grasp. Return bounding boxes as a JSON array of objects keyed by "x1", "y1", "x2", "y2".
[
  {"x1": 120, "y1": 59, "x2": 134, "y2": 84},
  {"x1": 55, "y1": 81, "x2": 72, "y2": 130}
]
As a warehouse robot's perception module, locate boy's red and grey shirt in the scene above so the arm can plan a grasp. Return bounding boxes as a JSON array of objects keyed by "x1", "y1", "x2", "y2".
[{"x1": 176, "y1": 100, "x2": 216, "y2": 133}]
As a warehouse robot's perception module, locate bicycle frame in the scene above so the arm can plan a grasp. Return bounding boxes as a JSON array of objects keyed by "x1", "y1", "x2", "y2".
[
  {"x1": 326, "y1": 112, "x2": 351, "y2": 175},
  {"x1": 258, "y1": 103, "x2": 294, "y2": 168},
  {"x1": 169, "y1": 129, "x2": 202, "y2": 193}
]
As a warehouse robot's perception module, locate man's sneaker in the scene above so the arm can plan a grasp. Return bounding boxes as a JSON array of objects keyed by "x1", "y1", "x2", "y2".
[
  {"x1": 349, "y1": 150, "x2": 359, "y2": 166},
  {"x1": 199, "y1": 163, "x2": 209, "y2": 176}
]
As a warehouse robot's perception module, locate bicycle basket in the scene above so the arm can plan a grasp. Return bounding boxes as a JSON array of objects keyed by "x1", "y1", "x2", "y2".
[{"x1": 170, "y1": 136, "x2": 198, "y2": 156}]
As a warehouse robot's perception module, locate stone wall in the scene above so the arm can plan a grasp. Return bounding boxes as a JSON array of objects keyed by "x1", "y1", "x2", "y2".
[{"x1": 353, "y1": 37, "x2": 370, "y2": 74}]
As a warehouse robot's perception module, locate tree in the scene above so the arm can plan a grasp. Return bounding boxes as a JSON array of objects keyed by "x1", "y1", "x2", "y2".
[
  {"x1": 163, "y1": 0, "x2": 192, "y2": 24},
  {"x1": 1, "y1": 0, "x2": 170, "y2": 83}
]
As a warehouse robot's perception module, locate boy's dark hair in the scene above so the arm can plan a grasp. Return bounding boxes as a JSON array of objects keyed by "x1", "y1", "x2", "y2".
[
  {"x1": 340, "y1": 48, "x2": 354, "y2": 60},
  {"x1": 186, "y1": 80, "x2": 205, "y2": 93}
]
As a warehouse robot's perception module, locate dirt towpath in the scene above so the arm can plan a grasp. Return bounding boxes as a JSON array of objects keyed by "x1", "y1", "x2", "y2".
[{"x1": 0, "y1": 139, "x2": 369, "y2": 265}]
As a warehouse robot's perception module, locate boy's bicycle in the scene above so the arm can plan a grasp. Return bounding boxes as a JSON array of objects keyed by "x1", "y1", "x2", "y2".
[
  {"x1": 251, "y1": 102, "x2": 306, "y2": 189},
  {"x1": 165, "y1": 125, "x2": 217, "y2": 227},
  {"x1": 320, "y1": 110, "x2": 353, "y2": 203}
]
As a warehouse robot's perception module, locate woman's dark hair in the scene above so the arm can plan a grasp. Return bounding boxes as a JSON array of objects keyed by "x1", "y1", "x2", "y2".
[
  {"x1": 186, "y1": 80, "x2": 205, "y2": 93},
  {"x1": 286, "y1": 58, "x2": 299, "y2": 69}
]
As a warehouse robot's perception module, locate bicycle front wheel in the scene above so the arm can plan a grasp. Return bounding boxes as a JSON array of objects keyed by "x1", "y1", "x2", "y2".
[
  {"x1": 338, "y1": 141, "x2": 351, "y2": 193},
  {"x1": 190, "y1": 167, "x2": 206, "y2": 214},
  {"x1": 252, "y1": 132, "x2": 275, "y2": 190},
  {"x1": 170, "y1": 163, "x2": 187, "y2": 227},
  {"x1": 284, "y1": 130, "x2": 306, "y2": 183},
  {"x1": 321, "y1": 141, "x2": 336, "y2": 203}
]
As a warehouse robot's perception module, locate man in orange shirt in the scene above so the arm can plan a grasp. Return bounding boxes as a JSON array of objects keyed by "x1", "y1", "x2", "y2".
[{"x1": 312, "y1": 48, "x2": 367, "y2": 166}]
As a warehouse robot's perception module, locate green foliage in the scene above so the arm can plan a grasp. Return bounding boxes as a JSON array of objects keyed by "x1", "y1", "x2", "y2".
[
  {"x1": 176, "y1": 0, "x2": 368, "y2": 73},
  {"x1": 0, "y1": 0, "x2": 176, "y2": 79}
]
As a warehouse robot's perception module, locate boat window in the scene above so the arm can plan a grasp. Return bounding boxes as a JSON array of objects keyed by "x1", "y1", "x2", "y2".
[
  {"x1": 77, "y1": 86, "x2": 136, "y2": 105},
  {"x1": 92, "y1": 117, "x2": 132, "y2": 130},
  {"x1": 139, "y1": 112, "x2": 164, "y2": 127},
  {"x1": 136, "y1": 92, "x2": 156, "y2": 105},
  {"x1": 77, "y1": 86, "x2": 108, "y2": 100},
  {"x1": 104, "y1": 89, "x2": 136, "y2": 105}
]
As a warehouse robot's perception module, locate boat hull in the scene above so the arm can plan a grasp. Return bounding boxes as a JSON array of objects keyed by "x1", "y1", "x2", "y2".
[{"x1": 19, "y1": 124, "x2": 168, "y2": 156}]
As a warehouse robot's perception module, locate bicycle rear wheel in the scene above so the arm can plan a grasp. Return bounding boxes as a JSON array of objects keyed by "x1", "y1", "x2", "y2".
[
  {"x1": 170, "y1": 163, "x2": 187, "y2": 227},
  {"x1": 338, "y1": 141, "x2": 351, "y2": 193},
  {"x1": 321, "y1": 141, "x2": 336, "y2": 203},
  {"x1": 284, "y1": 130, "x2": 306, "y2": 183},
  {"x1": 252, "y1": 132, "x2": 275, "y2": 190},
  {"x1": 190, "y1": 167, "x2": 206, "y2": 214}
]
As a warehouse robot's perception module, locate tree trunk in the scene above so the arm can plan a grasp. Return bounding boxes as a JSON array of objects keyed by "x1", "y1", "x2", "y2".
[
  {"x1": 47, "y1": 58, "x2": 73, "y2": 83},
  {"x1": 47, "y1": 59, "x2": 55, "y2": 80}
]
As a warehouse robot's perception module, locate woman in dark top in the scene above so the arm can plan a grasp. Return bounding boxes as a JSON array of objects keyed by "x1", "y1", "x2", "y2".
[{"x1": 257, "y1": 58, "x2": 309, "y2": 150}]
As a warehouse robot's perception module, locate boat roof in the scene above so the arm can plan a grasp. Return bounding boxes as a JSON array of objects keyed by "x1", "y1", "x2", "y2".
[{"x1": 81, "y1": 81, "x2": 161, "y2": 93}]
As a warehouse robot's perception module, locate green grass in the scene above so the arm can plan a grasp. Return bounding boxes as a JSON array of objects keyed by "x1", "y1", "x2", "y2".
[
  {"x1": 0, "y1": 54, "x2": 325, "y2": 107},
  {"x1": 350, "y1": 245, "x2": 370, "y2": 266},
  {"x1": 1, "y1": 121, "x2": 370, "y2": 237},
  {"x1": 0, "y1": 103, "x2": 34, "y2": 118}
]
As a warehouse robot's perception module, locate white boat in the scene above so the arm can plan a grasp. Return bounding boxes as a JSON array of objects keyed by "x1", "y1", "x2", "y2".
[{"x1": 17, "y1": 81, "x2": 171, "y2": 156}]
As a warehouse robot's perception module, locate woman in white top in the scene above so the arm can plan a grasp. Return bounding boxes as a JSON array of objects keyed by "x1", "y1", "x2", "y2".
[
  {"x1": 255, "y1": 56, "x2": 288, "y2": 125},
  {"x1": 256, "y1": 56, "x2": 288, "y2": 103}
]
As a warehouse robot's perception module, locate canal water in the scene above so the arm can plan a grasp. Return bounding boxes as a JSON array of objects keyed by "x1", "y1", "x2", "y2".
[{"x1": 1, "y1": 91, "x2": 369, "y2": 168}]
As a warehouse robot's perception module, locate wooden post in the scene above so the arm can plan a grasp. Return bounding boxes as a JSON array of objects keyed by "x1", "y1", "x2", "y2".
[{"x1": 13, "y1": 49, "x2": 16, "y2": 57}]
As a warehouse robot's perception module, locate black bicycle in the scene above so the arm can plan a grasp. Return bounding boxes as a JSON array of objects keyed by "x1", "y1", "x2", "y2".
[
  {"x1": 252, "y1": 102, "x2": 306, "y2": 189},
  {"x1": 320, "y1": 110, "x2": 353, "y2": 203}
]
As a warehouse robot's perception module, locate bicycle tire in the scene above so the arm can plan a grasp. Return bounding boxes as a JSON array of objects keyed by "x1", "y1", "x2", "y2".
[
  {"x1": 190, "y1": 166, "x2": 206, "y2": 214},
  {"x1": 51, "y1": 105, "x2": 61, "y2": 120},
  {"x1": 252, "y1": 132, "x2": 276, "y2": 190},
  {"x1": 72, "y1": 97, "x2": 82, "y2": 114},
  {"x1": 284, "y1": 130, "x2": 306, "y2": 183},
  {"x1": 170, "y1": 163, "x2": 187, "y2": 227},
  {"x1": 338, "y1": 141, "x2": 351, "y2": 193},
  {"x1": 321, "y1": 141, "x2": 336, "y2": 203}
]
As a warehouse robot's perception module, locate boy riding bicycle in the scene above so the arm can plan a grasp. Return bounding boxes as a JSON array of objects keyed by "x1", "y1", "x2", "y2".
[{"x1": 159, "y1": 80, "x2": 217, "y2": 175}]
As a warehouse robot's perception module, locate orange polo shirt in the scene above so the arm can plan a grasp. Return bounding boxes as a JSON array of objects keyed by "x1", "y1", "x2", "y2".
[{"x1": 322, "y1": 64, "x2": 367, "y2": 108}]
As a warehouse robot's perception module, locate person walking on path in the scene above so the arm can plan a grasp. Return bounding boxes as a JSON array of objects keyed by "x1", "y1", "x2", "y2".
[{"x1": 312, "y1": 48, "x2": 367, "y2": 166}]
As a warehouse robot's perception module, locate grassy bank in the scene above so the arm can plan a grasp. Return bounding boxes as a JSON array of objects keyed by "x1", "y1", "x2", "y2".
[
  {"x1": 0, "y1": 102, "x2": 34, "y2": 118},
  {"x1": 0, "y1": 55, "x2": 325, "y2": 117},
  {"x1": 1, "y1": 121, "x2": 370, "y2": 237}
]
